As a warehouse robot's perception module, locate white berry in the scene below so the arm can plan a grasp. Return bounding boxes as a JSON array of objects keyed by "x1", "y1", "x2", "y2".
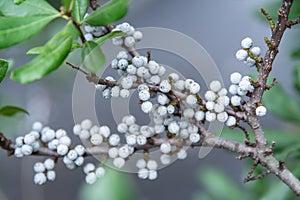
[{"x1": 255, "y1": 105, "x2": 267, "y2": 117}]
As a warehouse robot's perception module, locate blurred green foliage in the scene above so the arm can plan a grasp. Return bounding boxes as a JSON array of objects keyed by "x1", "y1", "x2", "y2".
[{"x1": 79, "y1": 168, "x2": 138, "y2": 200}]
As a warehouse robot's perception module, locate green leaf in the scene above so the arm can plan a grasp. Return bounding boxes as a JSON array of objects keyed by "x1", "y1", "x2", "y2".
[
  {"x1": 72, "y1": 42, "x2": 82, "y2": 50},
  {"x1": 0, "y1": 59, "x2": 9, "y2": 84},
  {"x1": 10, "y1": 24, "x2": 74, "y2": 84},
  {"x1": 198, "y1": 168, "x2": 245, "y2": 200},
  {"x1": 293, "y1": 64, "x2": 300, "y2": 94},
  {"x1": 72, "y1": 0, "x2": 89, "y2": 22},
  {"x1": 14, "y1": 0, "x2": 26, "y2": 5},
  {"x1": 80, "y1": 31, "x2": 124, "y2": 73},
  {"x1": 26, "y1": 23, "x2": 79, "y2": 55},
  {"x1": 82, "y1": 41, "x2": 106, "y2": 73},
  {"x1": 291, "y1": 48, "x2": 300, "y2": 60},
  {"x1": 84, "y1": 0, "x2": 131, "y2": 26},
  {"x1": 93, "y1": 30, "x2": 125, "y2": 46},
  {"x1": 62, "y1": 0, "x2": 73, "y2": 11},
  {"x1": 0, "y1": 0, "x2": 59, "y2": 17},
  {"x1": 26, "y1": 46, "x2": 44, "y2": 55},
  {"x1": 0, "y1": 15, "x2": 58, "y2": 49},
  {"x1": 0, "y1": 106, "x2": 29, "y2": 117},
  {"x1": 263, "y1": 83, "x2": 300, "y2": 123},
  {"x1": 79, "y1": 169, "x2": 137, "y2": 200}
]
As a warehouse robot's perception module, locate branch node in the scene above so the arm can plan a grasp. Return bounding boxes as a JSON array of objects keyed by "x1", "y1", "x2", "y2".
[
  {"x1": 0, "y1": 132, "x2": 14, "y2": 156},
  {"x1": 265, "y1": 78, "x2": 278, "y2": 90},
  {"x1": 279, "y1": 160, "x2": 285, "y2": 171}
]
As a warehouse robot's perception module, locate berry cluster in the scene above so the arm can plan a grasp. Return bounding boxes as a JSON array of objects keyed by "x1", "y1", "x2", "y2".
[
  {"x1": 83, "y1": 163, "x2": 106, "y2": 184},
  {"x1": 112, "y1": 22, "x2": 143, "y2": 47},
  {"x1": 235, "y1": 37, "x2": 261, "y2": 67},
  {"x1": 136, "y1": 159, "x2": 158, "y2": 180},
  {"x1": 12, "y1": 23, "x2": 269, "y2": 186},
  {"x1": 82, "y1": 14, "x2": 108, "y2": 41},
  {"x1": 33, "y1": 159, "x2": 56, "y2": 185}
]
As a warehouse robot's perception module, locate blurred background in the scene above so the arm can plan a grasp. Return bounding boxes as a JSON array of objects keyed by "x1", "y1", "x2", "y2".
[{"x1": 1, "y1": 0, "x2": 300, "y2": 199}]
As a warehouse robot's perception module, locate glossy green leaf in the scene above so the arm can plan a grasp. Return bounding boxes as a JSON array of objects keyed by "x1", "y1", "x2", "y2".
[
  {"x1": 72, "y1": 0, "x2": 89, "y2": 22},
  {"x1": 93, "y1": 30, "x2": 125, "y2": 46},
  {"x1": 79, "y1": 169, "x2": 137, "y2": 200},
  {"x1": 72, "y1": 42, "x2": 82, "y2": 50},
  {"x1": 14, "y1": 0, "x2": 26, "y2": 5},
  {"x1": 0, "y1": 0, "x2": 58, "y2": 17},
  {"x1": 11, "y1": 35, "x2": 73, "y2": 84},
  {"x1": 0, "y1": 106, "x2": 29, "y2": 117},
  {"x1": 26, "y1": 46, "x2": 44, "y2": 55},
  {"x1": 0, "y1": 59, "x2": 9, "y2": 84},
  {"x1": 62, "y1": 0, "x2": 73, "y2": 11},
  {"x1": 84, "y1": 0, "x2": 130, "y2": 26},
  {"x1": 263, "y1": 83, "x2": 300, "y2": 123},
  {"x1": 0, "y1": 15, "x2": 58, "y2": 49},
  {"x1": 26, "y1": 23, "x2": 79, "y2": 55},
  {"x1": 198, "y1": 168, "x2": 245, "y2": 200},
  {"x1": 82, "y1": 41, "x2": 105, "y2": 73}
]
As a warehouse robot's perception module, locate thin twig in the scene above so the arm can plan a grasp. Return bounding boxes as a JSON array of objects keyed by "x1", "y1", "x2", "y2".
[
  {"x1": 66, "y1": 61, "x2": 88, "y2": 75},
  {"x1": 245, "y1": 170, "x2": 271, "y2": 182}
]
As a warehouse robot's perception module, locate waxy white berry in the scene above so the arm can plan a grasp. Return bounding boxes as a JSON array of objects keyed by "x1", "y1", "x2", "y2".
[
  {"x1": 231, "y1": 95, "x2": 242, "y2": 106},
  {"x1": 210, "y1": 80, "x2": 222, "y2": 92},
  {"x1": 205, "y1": 111, "x2": 216, "y2": 122},
  {"x1": 189, "y1": 133, "x2": 200, "y2": 143},
  {"x1": 160, "y1": 154, "x2": 171, "y2": 165},
  {"x1": 44, "y1": 171, "x2": 55, "y2": 182},
  {"x1": 108, "y1": 147, "x2": 119, "y2": 158},
  {"x1": 34, "y1": 173, "x2": 47, "y2": 185},
  {"x1": 85, "y1": 172, "x2": 97, "y2": 184},
  {"x1": 189, "y1": 82, "x2": 200, "y2": 94},
  {"x1": 113, "y1": 157, "x2": 125, "y2": 168},
  {"x1": 44, "y1": 159, "x2": 55, "y2": 170},
  {"x1": 250, "y1": 46, "x2": 261, "y2": 56},
  {"x1": 136, "y1": 159, "x2": 147, "y2": 169},
  {"x1": 168, "y1": 121, "x2": 180, "y2": 134},
  {"x1": 205, "y1": 91, "x2": 216, "y2": 101},
  {"x1": 141, "y1": 101, "x2": 153, "y2": 113},
  {"x1": 34, "y1": 162, "x2": 45, "y2": 173},
  {"x1": 159, "y1": 80, "x2": 172, "y2": 93},
  {"x1": 226, "y1": 116, "x2": 237, "y2": 127},
  {"x1": 186, "y1": 95, "x2": 197, "y2": 106},
  {"x1": 147, "y1": 160, "x2": 158, "y2": 170},
  {"x1": 236, "y1": 49, "x2": 248, "y2": 61},
  {"x1": 230, "y1": 72, "x2": 242, "y2": 84},
  {"x1": 255, "y1": 105, "x2": 267, "y2": 117},
  {"x1": 74, "y1": 145, "x2": 85, "y2": 156},
  {"x1": 95, "y1": 167, "x2": 105, "y2": 178},
  {"x1": 241, "y1": 37, "x2": 253, "y2": 49},
  {"x1": 67, "y1": 150, "x2": 78, "y2": 160},
  {"x1": 160, "y1": 142, "x2": 172, "y2": 154},
  {"x1": 32, "y1": 121, "x2": 43, "y2": 132},
  {"x1": 84, "y1": 163, "x2": 95, "y2": 174},
  {"x1": 109, "y1": 134, "x2": 120, "y2": 146},
  {"x1": 138, "y1": 168, "x2": 149, "y2": 179}
]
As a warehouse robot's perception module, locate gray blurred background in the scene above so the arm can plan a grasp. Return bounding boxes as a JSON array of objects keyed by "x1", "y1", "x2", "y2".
[{"x1": 0, "y1": 0, "x2": 297, "y2": 199}]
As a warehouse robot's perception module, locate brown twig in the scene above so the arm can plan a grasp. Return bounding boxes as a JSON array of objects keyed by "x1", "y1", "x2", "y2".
[
  {"x1": 244, "y1": 159, "x2": 259, "y2": 182},
  {"x1": 245, "y1": 169, "x2": 271, "y2": 182},
  {"x1": 0, "y1": 132, "x2": 14, "y2": 156},
  {"x1": 90, "y1": 0, "x2": 100, "y2": 10}
]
